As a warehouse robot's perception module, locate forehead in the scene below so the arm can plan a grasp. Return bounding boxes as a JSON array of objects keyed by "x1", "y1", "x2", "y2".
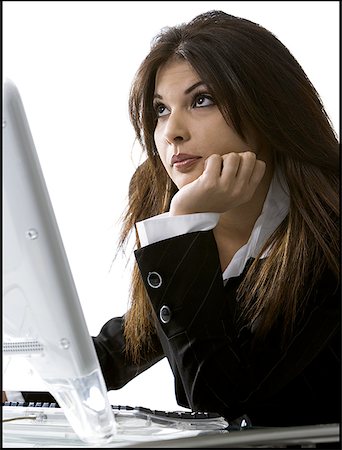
[{"x1": 154, "y1": 58, "x2": 200, "y2": 92}]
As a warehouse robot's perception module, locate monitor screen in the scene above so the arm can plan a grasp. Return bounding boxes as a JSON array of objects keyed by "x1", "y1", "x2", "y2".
[{"x1": 2, "y1": 79, "x2": 116, "y2": 443}]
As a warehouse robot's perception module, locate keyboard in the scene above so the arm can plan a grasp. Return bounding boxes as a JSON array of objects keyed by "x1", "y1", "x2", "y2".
[
  {"x1": 2, "y1": 401, "x2": 230, "y2": 447},
  {"x1": 2, "y1": 400, "x2": 229, "y2": 430},
  {"x1": 2, "y1": 402, "x2": 339, "y2": 448}
]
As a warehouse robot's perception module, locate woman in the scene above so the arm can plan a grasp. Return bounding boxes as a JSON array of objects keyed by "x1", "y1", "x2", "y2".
[
  {"x1": 94, "y1": 10, "x2": 340, "y2": 427},
  {"x1": 12, "y1": 10, "x2": 341, "y2": 429}
]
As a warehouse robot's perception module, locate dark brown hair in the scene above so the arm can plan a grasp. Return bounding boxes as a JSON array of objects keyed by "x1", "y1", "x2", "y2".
[{"x1": 119, "y1": 10, "x2": 339, "y2": 362}]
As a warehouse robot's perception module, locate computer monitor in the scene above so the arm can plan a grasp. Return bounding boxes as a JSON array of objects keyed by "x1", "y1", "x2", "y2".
[{"x1": 2, "y1": 79, "x2": 116, "y2": 443}]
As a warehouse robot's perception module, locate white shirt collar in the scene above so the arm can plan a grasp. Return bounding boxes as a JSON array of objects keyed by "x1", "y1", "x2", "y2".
[{"x1": 222, "y1": 168, "x2": 290, "y2": 283}]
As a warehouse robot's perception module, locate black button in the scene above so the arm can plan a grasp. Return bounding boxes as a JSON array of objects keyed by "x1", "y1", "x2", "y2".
[
  {"x1": 147, "y1": 272, "x2": 162, "y2": 288},
  {"x1": 160, "y1": 305, "x2": 171, "y2": 324}
]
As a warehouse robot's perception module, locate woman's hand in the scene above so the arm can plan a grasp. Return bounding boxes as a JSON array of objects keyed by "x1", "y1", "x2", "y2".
[{"x1": 169, "y1": 152, "x2": 266, "y2": 215}]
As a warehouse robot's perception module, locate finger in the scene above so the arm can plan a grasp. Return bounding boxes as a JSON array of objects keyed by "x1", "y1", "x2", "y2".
[
  {"x1": 235, "y1": 151, "x2": 257, "y2": 181},
  {"x1": 249, "y1": 159, "x2": 266, "y2": 186},
  {"x1": 220, "y1": 152, "x2": 241, "y2": 179},
  {"x1": 203, "y1": 154, "x2": 223, "y2": 177}
]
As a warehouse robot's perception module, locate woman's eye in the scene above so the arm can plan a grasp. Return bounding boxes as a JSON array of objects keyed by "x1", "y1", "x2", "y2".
[
  {"x1": 155, "y1": 104, "x2": 170, "y2": 117},
  {"x1": 194, "y1": 94, "x2": 214, "y2": 108}
]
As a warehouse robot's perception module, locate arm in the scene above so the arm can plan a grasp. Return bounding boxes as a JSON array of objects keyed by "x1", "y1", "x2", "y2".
[
  {"x1": 134, "y1": 230, "x2": 340, "y2": 420},
  {"x1": 93, "y1": 315, "x2": 165, "y2": 391},
  {"x1": 136, "y1": 212, "x2": 219, "y2": 247}
]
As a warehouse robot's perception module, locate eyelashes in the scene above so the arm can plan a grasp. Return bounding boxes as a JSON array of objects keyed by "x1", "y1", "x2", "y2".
[
  {"x1": 153, "y1": 91, "x2": 215, "y2": 118},
  {"x1": 192, "y1": 93, "x2": 215, "y2": 108},
  {"x1": 153, "y1": 101, "x2": 168, "y2": 117}
]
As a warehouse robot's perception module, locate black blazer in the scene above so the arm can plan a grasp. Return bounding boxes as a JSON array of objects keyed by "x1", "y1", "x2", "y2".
[{"x1": 94, "y1": 230, "x2": 341, "y2": 427}]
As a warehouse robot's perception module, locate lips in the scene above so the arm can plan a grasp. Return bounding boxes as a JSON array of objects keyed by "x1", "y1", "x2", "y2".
[{"x1": 171, "y1": 154, "x2": 202, "y2": 166}]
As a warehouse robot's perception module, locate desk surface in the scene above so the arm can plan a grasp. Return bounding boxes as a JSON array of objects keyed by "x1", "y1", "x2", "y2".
[
  {"x1": 3, "y1": 403, "x2": 340, "y2": 448},
  {"x1": 3, "y1": 423, "x2": 340, "y2": 448}
]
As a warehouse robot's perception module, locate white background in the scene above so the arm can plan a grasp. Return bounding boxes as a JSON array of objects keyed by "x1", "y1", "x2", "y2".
[{"x1": 3, "y1": 1, "x2": 339, "y2": 411}]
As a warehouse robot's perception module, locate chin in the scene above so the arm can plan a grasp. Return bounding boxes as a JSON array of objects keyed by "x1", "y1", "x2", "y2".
[
  {"x1": 174, "y1": 176, "x2": 197, "y2": 190},
  {"x1": 173, "y1": 170, "x2": 203, "y2": 190}
]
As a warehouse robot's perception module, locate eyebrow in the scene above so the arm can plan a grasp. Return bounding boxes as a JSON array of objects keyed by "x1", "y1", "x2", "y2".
[{"x1": 153, "y1": 81, "x2": 206, "y2": 100}]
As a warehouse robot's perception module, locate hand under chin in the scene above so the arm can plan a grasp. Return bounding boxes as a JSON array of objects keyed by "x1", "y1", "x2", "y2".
[{"x1": 174, "y1": 170, "x2": 204, "y2": 190}]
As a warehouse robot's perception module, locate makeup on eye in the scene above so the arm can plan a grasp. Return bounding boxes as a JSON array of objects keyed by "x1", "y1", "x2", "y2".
[
  {"x1": 191, "y1": 92, "x2": 215, "y2": 108},
  {"x1": 153, "y1": 90, "x2": 215, "y2": 118},
  {"x1": 153, "y1": 102, "x2": 169, "y2": 117}
]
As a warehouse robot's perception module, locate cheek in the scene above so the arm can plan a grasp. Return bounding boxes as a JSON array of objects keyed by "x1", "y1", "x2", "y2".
[
  {"x1": 213, "y1": 127, "x2": 251, "y2": 154},
  {"x1": 153, "y1": 127, "x2": 161, "y2": 149},
  {"x1": 154, "y1": 128, "x2": 164, "y2": 156},
  {"x1": 154, "y1": 139, "x2": 166, "y2": 163},
  {"x1": 154, "y1": 131, "x2": 171, "y2": 174}
]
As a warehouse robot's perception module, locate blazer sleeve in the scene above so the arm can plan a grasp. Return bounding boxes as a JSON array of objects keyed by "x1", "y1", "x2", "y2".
[
  {"x1": 134, "y1": 230, "x2": 340, "y2": 420},
  {"x1": 92, "y1": 315, "x2": 164, "y2": 391}
]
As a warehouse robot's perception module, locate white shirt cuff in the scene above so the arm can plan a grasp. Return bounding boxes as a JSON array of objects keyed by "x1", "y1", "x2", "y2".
[{"x1": 136, "y1": 212, "x2": 220, "y2": 247}]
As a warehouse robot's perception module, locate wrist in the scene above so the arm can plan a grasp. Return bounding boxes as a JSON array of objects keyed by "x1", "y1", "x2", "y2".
[{"x1": 169, "y1": 199, "x2": 192, "y2": 216}]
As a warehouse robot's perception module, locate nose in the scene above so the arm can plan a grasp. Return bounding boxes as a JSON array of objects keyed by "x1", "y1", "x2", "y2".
[{"x1": 164, "y1": 111, "x2": 190, "y2": 144}]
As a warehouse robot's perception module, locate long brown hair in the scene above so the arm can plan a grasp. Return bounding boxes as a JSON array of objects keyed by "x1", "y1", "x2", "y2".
[{"x1": 119, "y1": 10, "x2": 339, "y2": 362}]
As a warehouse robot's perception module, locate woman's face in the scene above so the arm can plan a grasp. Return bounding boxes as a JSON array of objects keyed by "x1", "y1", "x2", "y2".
[{"x1": 153, "y1": 58, "x2": 256, "y2": 189}]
